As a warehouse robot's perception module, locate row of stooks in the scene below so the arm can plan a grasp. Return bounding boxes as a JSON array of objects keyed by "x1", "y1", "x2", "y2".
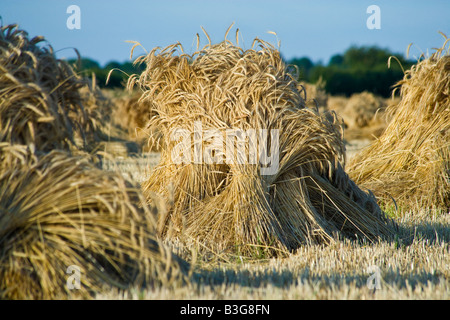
[{"x1": 0, "y1": 24, "x2": 448, "y2": 299}]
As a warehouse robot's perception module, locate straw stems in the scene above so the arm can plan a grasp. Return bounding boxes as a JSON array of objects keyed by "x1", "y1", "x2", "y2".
[
  {"x1": 0, "y1": 144, "x2": 189, "y2": 299},
  {"x1": 129, "y1": 31, "x2": 396, "y2": 257},
  {"x1": 349, "y1": 40, "x2": 450, "y2": 212}
]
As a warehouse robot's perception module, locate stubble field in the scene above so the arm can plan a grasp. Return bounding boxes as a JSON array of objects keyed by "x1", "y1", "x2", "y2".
[
  {"x1": 1, "y1": 23, "x2": 448, "y2": 300},
  {"x1": 98, "y1": 141, "x2": 449, "y2": 300}
]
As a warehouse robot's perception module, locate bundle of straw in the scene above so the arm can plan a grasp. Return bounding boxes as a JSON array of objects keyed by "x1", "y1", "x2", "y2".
[
  {"x1": 342, "y1": 91, "x2": 386, "y2": 129},
  {"x1": 112, "y1": 92, "x2": 161, "y2": 152},
  {"x1": 0, "y1": 24, "x2": 108, "y2": 152},
  {"x1": 129, "y1": 30, "x2": 396, "y2": 257},
  {"x1": 0, "y1": 143, "x2": 189, "y2": 299},
  {"x1": 349, "y1": 39, "x2": 450, "y2": 212},
  {"x1": 298, "y1": 80, "x2": 328, "y2": 110}
]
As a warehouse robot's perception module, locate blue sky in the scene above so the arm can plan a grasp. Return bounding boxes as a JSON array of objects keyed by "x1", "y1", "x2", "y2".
[{"x1": 1, "y1": 1, "x2": 449, "y2": 66}]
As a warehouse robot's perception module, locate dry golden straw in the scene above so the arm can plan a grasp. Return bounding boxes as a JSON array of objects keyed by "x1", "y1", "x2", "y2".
[
  {"x1": 342, "y1": 91, "x2": 386, "y2": 129},
  {"x1": 112, "y1": 91, "x2": 161, "y2": 152},
  {"x1": 0, "y1": 143, "x2": 189, "y2": 299},
  {"x1": 128, "y1": 29, "x2": 396, "y2": 257},
  {"x1": 298, "y1": 80, "x2": 328, "y2": 110},
  {"x1": 0, "y1": 23, "x2": 189, "y2": 299},
  {"x1": 0, "y1": 24, "x2": 109, "y2": 152},
  {"x1": 349, "y1": 37, "x2": 450, "y2": 212}
]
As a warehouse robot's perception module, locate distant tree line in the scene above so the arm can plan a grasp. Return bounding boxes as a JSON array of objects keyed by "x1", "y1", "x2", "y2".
[
  {"x1": 68, "y1": 45, "x2": 414, "y2": 97},
  {"x1": 288, "y1": 45, "x2": 414, "y2": 97},
  {"x1": 67, "y1": 58, "x2": 145, "y2": 88}
]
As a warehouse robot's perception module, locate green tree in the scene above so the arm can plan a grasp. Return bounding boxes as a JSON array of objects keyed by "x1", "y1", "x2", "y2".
[
  {"x1": 289, "y1": 56, "x2": 314, "y2": 80},
  {"x1": 329, "y1": 54, "x2": 344, "y2": 66},
  {"x1": 66, "y1": 58, "x2": 145, "y2": 88},
  {"x1": 67, "y1": 57, "x2": 100, "y2": 70},
  {"x1": 307, "y1": 46, "x2": 413, "y2": 97}
]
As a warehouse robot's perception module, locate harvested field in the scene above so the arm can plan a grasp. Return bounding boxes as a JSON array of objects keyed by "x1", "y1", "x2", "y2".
[
  {"x1": 100, "y1": 154, "x2": 450, "y2": 300},
  {"x1": 1, "y1": 22, "x2": 448, "y2": 301}
]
